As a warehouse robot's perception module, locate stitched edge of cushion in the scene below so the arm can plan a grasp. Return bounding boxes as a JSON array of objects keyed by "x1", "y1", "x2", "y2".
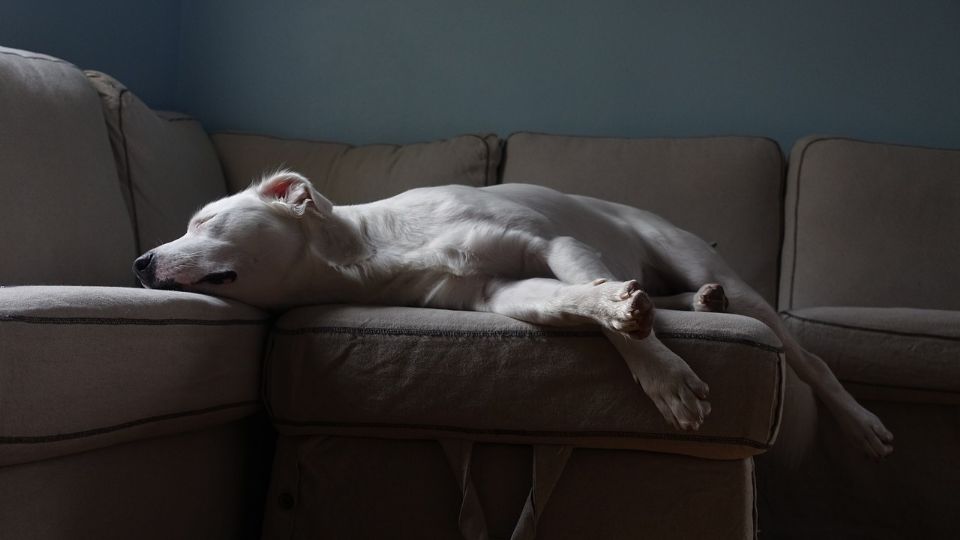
[
  {"x1": 268, "y1": 417, "x2": 773, "y2": 451},
  {"x1": 0, "y1": 400, "x2": 259, "y2": 444},
  {"x1": 0, "y1": 48, "x2": 72, "y2": 66},
  {"x1": 272, "y1": 325, "x2": 784, "y2": 354},
  {"x1": 781, "y1": 311, "x2": 960, "y2": 342},
  {"x1": 0, "y1": 314, "x2": 270, "y2": 326}
]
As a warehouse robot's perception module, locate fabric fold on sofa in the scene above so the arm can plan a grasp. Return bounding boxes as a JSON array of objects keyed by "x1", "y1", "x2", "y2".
[
  {"x1": 85, "y1": 71, "x2": 229, "y2": 253},
  {"x1": 0, "y1": 286, "x2": 271, "y2": 466},
  {"x1": 265, "y1": 305, "x2": 784, "y2": 460}
]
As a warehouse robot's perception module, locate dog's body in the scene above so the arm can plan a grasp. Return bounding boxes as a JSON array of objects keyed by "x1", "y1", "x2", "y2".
[{"x1": 135, "y1": 171, "x2": 894, "y2": 457}]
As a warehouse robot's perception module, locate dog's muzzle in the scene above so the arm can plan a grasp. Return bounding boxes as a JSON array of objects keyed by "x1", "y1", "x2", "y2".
[{"x1": 133, "y1": 252, "x2": 158, "y2": 287}]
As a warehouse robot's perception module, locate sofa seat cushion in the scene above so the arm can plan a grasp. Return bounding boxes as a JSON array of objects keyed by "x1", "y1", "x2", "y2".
[
  {"x1": 266, "y1": 306, "x2": 785, "y2": 460},
  {"x1": 0, "y1": 286, "x2": 270, "y2": 466},
  {"x1": 782, "y1": 307, "x2": 960, "y2": 403},
  {"x1": 212, "y1": 132, "x2": 501, "y2": 201}
]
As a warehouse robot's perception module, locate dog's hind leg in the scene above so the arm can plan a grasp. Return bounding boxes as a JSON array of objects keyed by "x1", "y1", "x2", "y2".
[
  {"x1": 651, "y1": 284, "x2": 729, "y2": 312},
  {"x1": 647, "y1": 230, "x2": 894, "y2": 458},
  {"x1": 543, "y1": 236, "x2": 726, "y2": 312}
]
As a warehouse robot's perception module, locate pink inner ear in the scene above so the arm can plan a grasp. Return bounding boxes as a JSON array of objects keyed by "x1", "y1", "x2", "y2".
[{"x1": 262, "y1": 177, "x2": 297, "y2": 200}]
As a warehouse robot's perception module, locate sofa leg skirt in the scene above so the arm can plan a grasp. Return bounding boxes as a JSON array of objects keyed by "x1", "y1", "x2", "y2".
[{"x1": 263, "y1": 435, "x2": 757, "y2": 540}]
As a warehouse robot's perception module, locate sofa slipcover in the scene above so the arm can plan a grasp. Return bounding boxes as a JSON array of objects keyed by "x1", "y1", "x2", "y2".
[
  {"x1": 0, "y1": 47, "x2": 135, "y2": 286},
  {"x1": 263, "y1": 436, "x2": 757, "y2": 540},
  {"x1": 500, "y1": 133, "x2": 785, "y2": 305},
  {"x1": 266, "y1": 305, "x2": 784, "y2": 460},
  {"x1": 780, "y1": 136, "x2": 960, "y2": 311},
  {"x1": 0, "y1": 286, "x2": 269, "y2": 466},
  {"x1": 212, "y1": 132, "x2": 501, "y2": 200},
  {"x1": 85, "y1": 70, "x2": 229, "y2": 253}
]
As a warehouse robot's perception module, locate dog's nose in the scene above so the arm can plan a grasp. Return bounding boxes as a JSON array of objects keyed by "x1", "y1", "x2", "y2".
[
  {"x1": 134, "y1": 252, "x2": 154, "y2": 273},
  {"x1": 133, "y1": 252, "x2": 157, "y2": 286}
]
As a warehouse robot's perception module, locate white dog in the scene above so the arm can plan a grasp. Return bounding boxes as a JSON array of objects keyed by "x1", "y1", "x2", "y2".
[{"x1": 135, "y1": 170, "x2": 893, "y2": 458}]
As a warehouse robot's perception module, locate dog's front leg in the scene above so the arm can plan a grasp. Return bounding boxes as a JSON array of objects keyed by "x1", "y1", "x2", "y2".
[
  {"x1": 602, "y1": 328, "x2": 711, "y2": 431},
  {"x1": 476, "y1": 277, "x2": 711, "y2": 431}
]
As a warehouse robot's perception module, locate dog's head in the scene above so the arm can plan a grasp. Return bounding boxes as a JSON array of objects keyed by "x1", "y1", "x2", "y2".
[{"x1": 133, "y1": 170, "x2": 333, "y2": 309}]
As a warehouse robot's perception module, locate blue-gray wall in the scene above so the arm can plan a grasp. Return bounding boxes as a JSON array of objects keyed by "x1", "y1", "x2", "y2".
[
  {"x1": 1, "y1": 0, "x2": 181, "y2": 109},
  {"x1": 177, "y1": 0, "x2": 960, "y2": 150},
  {"x1": 4, "y1": 1, "x2": 959, "y2": 150}
]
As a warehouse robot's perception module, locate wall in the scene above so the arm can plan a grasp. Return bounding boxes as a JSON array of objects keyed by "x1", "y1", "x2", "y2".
[
  {"x1": 178, "y1": 0, "x2": 960, "y2": 150},
  {"x1": 3, "y1": 1, "x2": 958, "y2": 150},
  {"x1": 0, "y1": 0, "x2": 181, "y2": 109}
]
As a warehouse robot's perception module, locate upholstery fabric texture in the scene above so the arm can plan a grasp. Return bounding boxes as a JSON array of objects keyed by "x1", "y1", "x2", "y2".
[
  {"x1": 263, "y1": 436, "x2": 756, "y2": 540},
  {"x1": 85, "y1": 71, "x2": 229, "y2": 253},
  {"x1": 265, "y1": 305, "x2": 784, "y2": 460},
  {"x1": 211, "y1": 132, "x2": 501, "y2": 201},
  {"x1": 0, "y1": 286, "x2": 270, "y2": 466},
  {"x1": 0, "y1": 47, "x2": 135, "y2": 286},
  {"x1": 782, "y1": 307, "x2": 960, "y2": 402},
  {"x1": 500, "y1": 133, "x2": 785, "y2": 304},
  {"x1": 781, "y1": 136, "x2": 960, "y2": 310}
]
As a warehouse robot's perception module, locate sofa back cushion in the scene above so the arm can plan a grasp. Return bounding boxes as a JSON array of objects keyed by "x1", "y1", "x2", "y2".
[
  {"x1": 500, "y1": 133, "x2": 785, "y2": 304},
  {"x1": 85, "y1": 71, "x2": 228, "y2": 253},
  {"x1": 780, "y1": 137, "x2": 960, "y2": 310},
  {"x1": 0, "y1": 47, "x2": 136, "y2": 286},
  {"x1": 211, "y1": 133, "x2": 501, "y2": 203}
]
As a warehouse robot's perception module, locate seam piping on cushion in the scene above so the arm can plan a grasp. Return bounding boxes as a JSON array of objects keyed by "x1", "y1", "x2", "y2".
[
  {"x1": 781, "y1": 311, "x2": 960, "y2": 342},
  {"x1": 0, "y1": 315, "x2": 270, "y2": 326},
  {"x1": 0, "y1": 400, "x2": 260, "y2": 444},
  {"x1": 269, "y1": 418, "x2": 771, "y2": 450},
  {"x1": 462, "y1": 134, "x2": 491, "y2": 186},
  {"x1": 840, "y1": 380, "x2": 960, "y2": 396},
  {"x1": 0, "y1": 49, "x2": 72, "y2": 65},
  {"x1": 271, "y1": 325, "x2": 783, "y2": 353},
  {"x1": 787, "y1": 137, "x2": 825, "y2": 309},
  {"x1": 117, "y1": 88, "x2": 142, "y2": 257}
]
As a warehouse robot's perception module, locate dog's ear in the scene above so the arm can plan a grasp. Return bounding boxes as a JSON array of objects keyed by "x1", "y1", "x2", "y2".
[{"x1": 256, "y1": 170, "x2": 333, "y2": 217}]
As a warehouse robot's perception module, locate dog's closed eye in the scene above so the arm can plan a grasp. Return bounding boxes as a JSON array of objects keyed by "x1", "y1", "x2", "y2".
[{"x1": 193, "y1": 215, "x2": 216, "y2": 230}]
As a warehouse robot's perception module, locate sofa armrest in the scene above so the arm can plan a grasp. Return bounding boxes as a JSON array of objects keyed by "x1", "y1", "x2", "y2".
[
  {"x1": 265, "y1": 305, "x2": 785, "y2": 460},
  {"x1": 0, "y1": 286, "x2": 271, "y2": 466}
]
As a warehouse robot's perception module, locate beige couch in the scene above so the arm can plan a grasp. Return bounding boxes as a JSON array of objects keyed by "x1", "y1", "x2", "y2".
[{"x1": 1, "y1": 45, "x2": 956, "y2": 539}]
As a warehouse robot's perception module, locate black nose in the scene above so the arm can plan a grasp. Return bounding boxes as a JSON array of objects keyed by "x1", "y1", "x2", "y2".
[
  {"x1": 134, "y1": 252, "x2": 153, "y2": 272},
  {"x1": 133, "y1": 252, "x2": 155, "y2": 283}
]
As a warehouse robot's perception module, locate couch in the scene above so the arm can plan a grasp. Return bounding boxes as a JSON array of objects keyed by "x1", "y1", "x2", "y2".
[{"x1": 1, "y1": 45, "x2": 955, "y2": 539}]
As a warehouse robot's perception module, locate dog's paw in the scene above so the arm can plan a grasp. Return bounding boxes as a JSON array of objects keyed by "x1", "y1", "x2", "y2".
[
  {"x1": 622, "y1": 353, "x2": 712, "y2": 431},
  {"x1": 593, "y1": 279, "x2": 654, "y2": 338},
  {"x1": 694, "y1": 283, "x2": 728, "y2": 312},
  {"x1": 833, "y1": 400, "x2": 895, "y2": 459}
]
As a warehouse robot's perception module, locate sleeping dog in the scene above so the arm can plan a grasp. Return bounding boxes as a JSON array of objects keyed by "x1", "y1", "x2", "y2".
[{"x1": 134, "y1": 170, "x2": 894, "y2": 458}]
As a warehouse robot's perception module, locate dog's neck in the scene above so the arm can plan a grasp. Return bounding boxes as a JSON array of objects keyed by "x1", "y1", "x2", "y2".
[{"x1": 309, "y1": 206, "x2": 373, "y2": 266}]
